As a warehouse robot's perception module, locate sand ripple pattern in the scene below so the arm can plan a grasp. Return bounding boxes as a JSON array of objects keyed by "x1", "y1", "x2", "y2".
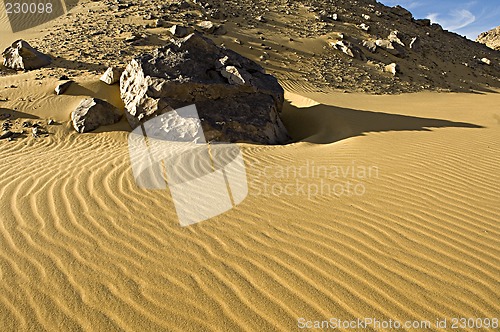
[{"x1": 1, "y1": 99, "x2": 499, "y2": 331}]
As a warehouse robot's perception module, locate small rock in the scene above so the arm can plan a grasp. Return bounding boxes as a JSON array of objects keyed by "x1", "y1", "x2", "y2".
[
  {"x1": 55, "y1": 81, "x2": 73, "y2": 95},
  {"x1": 415, "y1": 19, "x2": 431, "y2": 26},
  {"x1": 197, "y1": 21, "x2": 215, "y2": 33},
  {"x1": 362, "y1": 14, "x2": 371, "y2": 20},
  {"x1": 2, "y1": 40, "x2": 51, "y2": 70},
  {"x1": 0, "y1": 130, "x2": 13, "y2": 140},
  {"x1": 260, "y1": 52, "x2": 270, "y2": 61},
  {"x1": 409, "y1": 37, "x2": 421, "y2": 51},
  {"x1": 100, "y1": 67, "x2": 122, "y2": 85},
  {"x1": 481, "y1": 57, "x2": 491, "y2": 65},
  {"x1": 359, "y1": 23, "x2": 370, "y2": 32},
  {"x1": 169, "y1": 25, "x2": 189, "y2": 38},
  {"x1": 316, "y1": 10, "x2": 337, "y2": 22},
  {"x1": 388, "y1": 31, "x2": 405, "y2": 46},
  {"x1": 71, "y1": 98, "x2": 122, "y2": 133},
  {"x1": 256, "y1": 15, "x2": 267, "y2": 23},
  {"x1": 385, "y1": 63, "x2": 399, "y2": 76},
  {"x1": 155, "y1": 19, "x2": 167, "y2": 28},
  {"x1": 48, "y1": 119, "x2": 55, "y2": 125},
  {"x1": 362, "y1": 40, "x2": 377, "y2": 53},
  {"x1": 221, "y1": 66, "x2": 249, "y2": 85}
]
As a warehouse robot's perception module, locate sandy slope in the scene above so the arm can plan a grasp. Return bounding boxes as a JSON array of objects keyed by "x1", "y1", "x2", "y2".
[{"x1": 1, "y1": 66, "x2": 499, "y2": 330}]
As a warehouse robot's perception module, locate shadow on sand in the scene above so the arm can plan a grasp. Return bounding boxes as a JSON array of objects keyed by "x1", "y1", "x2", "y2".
[
  {"x1": 282, "y1": 101, "x2": 484, "y2": 144},
  {"x1": 0, "y1": 108, "x2": 40, "y2": 120}
]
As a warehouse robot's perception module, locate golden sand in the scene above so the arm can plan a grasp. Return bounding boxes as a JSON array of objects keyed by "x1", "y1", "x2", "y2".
[{"x1": 0, "y1": 3, "x2": 499, "y2": 331}]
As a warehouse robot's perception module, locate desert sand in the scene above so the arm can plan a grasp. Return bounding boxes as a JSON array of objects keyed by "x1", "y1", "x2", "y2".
[{"x1": 1, "y1": 0, "x2": 499, "y2": 331}]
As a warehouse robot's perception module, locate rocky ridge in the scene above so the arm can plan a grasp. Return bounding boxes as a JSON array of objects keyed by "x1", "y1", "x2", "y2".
[{"x1": 1, "y1": 0, "x2": 500, "y2": 95}]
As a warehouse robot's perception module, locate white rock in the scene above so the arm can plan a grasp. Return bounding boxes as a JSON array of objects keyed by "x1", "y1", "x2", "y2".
[
  {"x1": 100, "y1": 67, "x2": 123, "y2": 85},
  {"x1": 221, "y1": 66, "x2": 248, "y2": 85},
  {"x1": 481, "y1": 57, "x2": 491, "y2": 65},
  {"x1": 384, "y1": 63, "x2": 399, "y2": 76},
  {"x1": 55, "y1": 81, "x2": 73, "y2": 95}
]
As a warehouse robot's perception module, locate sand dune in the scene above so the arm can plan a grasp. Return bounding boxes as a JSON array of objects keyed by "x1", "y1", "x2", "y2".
[{"x1": 1, "y1": 66, "x2": 499, "y2": 329}]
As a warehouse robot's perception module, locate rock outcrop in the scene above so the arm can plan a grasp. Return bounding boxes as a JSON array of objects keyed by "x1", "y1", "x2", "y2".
[
  {"x1": 71, "y1": 98, "x2": 122, "y2": 133},
  {"x1": 2, "y1": 40, "x2": 51, "y2": 70},
  {"x1": 100, "y1": 67, "x2": 122, "y2": 85},
  {"x1": 120, "y1": 32, "x2": 289, "y2": 144},
  {"x1": 477, "y1": 26, "x2": 500, "y2": 51}
]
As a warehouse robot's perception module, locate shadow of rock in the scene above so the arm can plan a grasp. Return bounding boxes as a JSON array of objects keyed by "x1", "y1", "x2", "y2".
[
  {"x1": 0, "y1": 108, "x2": 40, "y2": 120},
  {"x1": 49, "y1": 57, "x2": 107, "y2": 72},
  {"x1": 282, "y1": 101, "x2": 484, "y2": 144}
]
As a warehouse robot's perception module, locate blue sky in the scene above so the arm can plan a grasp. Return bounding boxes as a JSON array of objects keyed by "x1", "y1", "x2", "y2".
[{"x1": 380, "y1": 1, "x2": 500, "y2": 40}]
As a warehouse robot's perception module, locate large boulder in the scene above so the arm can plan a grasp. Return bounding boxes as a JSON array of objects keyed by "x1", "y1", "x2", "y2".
[
  {"x1": 120, "y1": 32, "x2": 289, "y2": 144},
  {"x1": 477, "y1": 26, "x2": 500, "y2": 51},
  {"x1": 2, "y1": 40, "x2": 51, "y2": 70},
  {"x1": 71, "y1": 98, "x2": 122, "y2": 133}
]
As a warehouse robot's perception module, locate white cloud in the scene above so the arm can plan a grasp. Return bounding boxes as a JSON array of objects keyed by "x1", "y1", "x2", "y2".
[{"x1": 426, "y1": 9, "x2": 476, "y2": 31}]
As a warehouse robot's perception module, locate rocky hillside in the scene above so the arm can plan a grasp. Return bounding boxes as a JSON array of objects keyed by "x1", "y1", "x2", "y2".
[
  {"x1": 4, "y1": 0, "x2": 500, "y2": 94},
  {"x1": 477, "y1": 26, "x2": 500, "y2": 51}
]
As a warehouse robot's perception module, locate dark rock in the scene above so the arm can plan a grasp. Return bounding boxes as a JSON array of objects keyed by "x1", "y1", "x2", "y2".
[
  {"x1": 169, "y1": 25, "x2": 189, "y2": 38},
  {"x1": 391, "y1": 5, "x2": 413, "y2": 20},
  {"x1": 415, "y1": 19, "x2": 431, "y2": 27},
  {"x1": 0, "y1": 130, "x2": 13, "y2": 140},
  {"x1": 71, "y1": 98, "x2": 122, "y2": 133},
  {"x1": 120, "y1": 32, "x2": 289, "y2": 144},
  {"x1": 55, "y1": 80, "x2": 73, "y2": 95}
]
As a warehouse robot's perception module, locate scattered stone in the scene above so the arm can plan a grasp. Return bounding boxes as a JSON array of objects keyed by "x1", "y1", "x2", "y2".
[
  {"x1": 2, "y1": 40, "x2": 52, "y2": 70},
  {"x1": 71, "y1": 98, "x2": 122, "y2": 133},
  {"x1": 376, "y1": 40, "x2": 406, "y2": 57},
  {"x1": 100, "y1": 67, "x2": 122, "y2": 85},
  {"x1": 359, "y1": 23, "x2": 370, "y2": 32},
  {"x1": 332, "y1": 40, "x2": 366, "y2": 60},
  {"x1": 362, "y1": 14, "x2": 371, "y2": 20},
  {"x1": 120, "y1": 32, "x2": 289, "y2": 144},
  {"x1": 388, "y1": 31, "x2": 405, "y2": 46},
  {"x1": 48, "y1": 119, "x2": 55, "y2": 125},
  {"x1": 256, "y1": 15, "x2": 267, "y2": 23},
  {"x1": 169, "y1": 25, "x2": 189, "y2": 38},
  {"x1": 32, "y1": 127, "x2": 39, "y2": 138},
  {"x1": 55, "y1": 81, "x2": 73, "y2": 95},
  {"x1": 316, "y1": 10, "x2": 337, "y2": 22},
  {"x1": 260, "y1": 52, "x2": 270, "y2": 61},
  {"x1": 362, "y1": 40, "x2": 377, "y2": 53},
  {"x1": 385, "y1": 63, "x2": 399, "y2": 76},
  {"x1": 155, "y1": 19, "x2": 167, "y2": 28}
]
